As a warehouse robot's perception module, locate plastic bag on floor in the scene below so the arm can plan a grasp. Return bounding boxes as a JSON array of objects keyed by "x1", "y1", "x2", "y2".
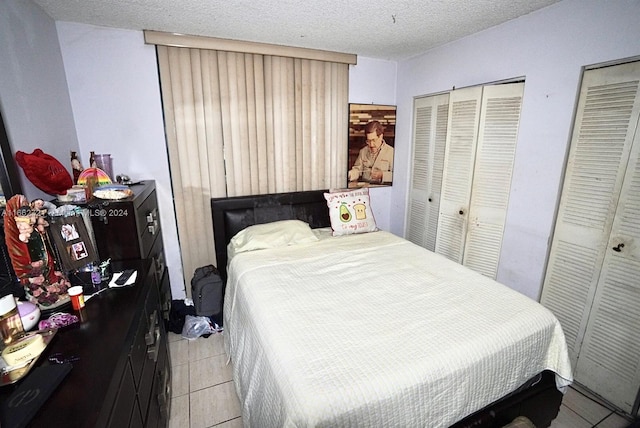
[{"x1": 181, "y1": 315, "x2": 221, "y2": 340}]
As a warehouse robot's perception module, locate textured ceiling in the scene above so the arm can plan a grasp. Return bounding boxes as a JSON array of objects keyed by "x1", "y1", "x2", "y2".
[{"x1": 32, "y1": 0, "x2": 560, "y2": 61}]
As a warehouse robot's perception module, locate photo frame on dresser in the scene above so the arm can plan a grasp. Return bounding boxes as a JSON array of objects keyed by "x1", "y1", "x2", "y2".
[
  {"x1": 348, "y1": 103, "x2": 396, "y2": 188},
  {"x1": 48, "y1": 213, "x2": 98, "y2": 271}
]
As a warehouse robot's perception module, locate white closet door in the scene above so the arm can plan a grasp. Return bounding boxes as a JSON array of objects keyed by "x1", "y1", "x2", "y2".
[
  {"x1": 436, "y1": 86, "x2": 483, "y2": 262},
  {"x1": 541, "y1": 61, "x2": 640, "y2": 370},
  {"x1": 575, "y1": 96, "x2": 640, "y2": 413},
  {"x1": 406, "y1": 94, "x2": 450, "y2": 250},
  {"x1": 463, "y1": 83, "x2": 524, "y2": 279}
]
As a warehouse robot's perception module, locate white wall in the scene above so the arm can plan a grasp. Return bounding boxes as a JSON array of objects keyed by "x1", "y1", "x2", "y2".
[
  {"x1": 392, "y1": 0, "x2": 640, "y2": 299},
  {"x1": 55, "y1": 22, "x2": 397, "y2": 298},
  {"x1": 56, "y1": 22, "x2": 184, "y2": 298},
  {"x1": 0, "y1": 0, "x2": 79, "y2": 201},
  {"x1": 22, "y1": 0, "x2": 632, "y2": 302},
  {"x1": 348, "y1": 57, "x2": 397, "y2": 230}
]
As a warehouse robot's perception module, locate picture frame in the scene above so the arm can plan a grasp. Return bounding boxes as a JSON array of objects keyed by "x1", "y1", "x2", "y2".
[
  {"x1": 348, "y1": 103, "x2": 396, "y2": 188},
  {"x1": 48, "y1": 213, "x2": 99, "y2": 271}
]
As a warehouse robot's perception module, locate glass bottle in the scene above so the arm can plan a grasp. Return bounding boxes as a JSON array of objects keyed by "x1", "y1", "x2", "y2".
[
  {"x1": 0, "y1": 295, "x2": 24, "y2": 348},
  {"x1": 71, "y1": 151, "x2": 84, "y2": 184},
  {"x1": 91, "y1": 262, "x2": 102, "y2": 289}
]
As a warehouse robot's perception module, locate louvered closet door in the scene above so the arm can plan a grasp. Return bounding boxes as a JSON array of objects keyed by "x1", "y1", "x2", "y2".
[
  {"x1": 463, "y1": 83, "x2": 524, "y2": 278},
  {"x1": 578, "y1": 109, "x2": 640, "y2": 414},
  {"x1": 436, "y1": 86, "x2": 483, "y2": 262},
  {"x1": 540, "y1": 60, "x2": 640, "y2": 414},
  {"x1": 406, "y1": 94, "x2": 450, "y2": 250}
]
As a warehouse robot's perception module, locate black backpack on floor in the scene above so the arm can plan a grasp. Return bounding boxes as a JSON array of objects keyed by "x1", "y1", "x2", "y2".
[{"x1": 191, "y1": 264, "x2": 224, "y2": 324}]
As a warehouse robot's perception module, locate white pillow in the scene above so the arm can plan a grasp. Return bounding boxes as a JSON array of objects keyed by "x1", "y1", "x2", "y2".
[
  {"x1": 324, "y1": 188, "x2": 378, "y2": 236},
  {"x1": 228, "y1": 219, "x2": 319, "y2": 258}
]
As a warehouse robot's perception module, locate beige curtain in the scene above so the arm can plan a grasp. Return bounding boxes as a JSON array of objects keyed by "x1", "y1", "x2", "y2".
[{"x1": 153, "y1": 36, "x2": 351, "y2": 293}]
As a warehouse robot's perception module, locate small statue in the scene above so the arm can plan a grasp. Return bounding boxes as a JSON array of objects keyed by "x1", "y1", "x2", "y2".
[
  {"x1": 71, "y1": 151, "x2": 84, "y2": 185},
  {"x1": 4, "y1": 195, "x2": 70, "y2": 308}
]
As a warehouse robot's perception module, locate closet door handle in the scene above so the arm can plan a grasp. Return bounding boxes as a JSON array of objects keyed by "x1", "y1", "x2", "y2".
[{"x1": 612, "y1": 243, "x2": 624, "y2": 252}]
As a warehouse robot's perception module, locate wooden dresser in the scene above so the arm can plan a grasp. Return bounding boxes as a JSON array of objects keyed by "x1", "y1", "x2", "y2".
[
  {"x1": 1, "y1": 260, "x2": 171, "y2": 428},
  {"x1": 88, "y1": 180, "x2": 171, "y2": 328}
]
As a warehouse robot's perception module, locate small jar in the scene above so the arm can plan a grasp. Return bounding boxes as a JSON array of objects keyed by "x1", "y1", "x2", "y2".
[
  {"x1": 0, "y1": 295, "x2": 25, "y2": 348},
  {"x1": 91, "y1": 263, "x2": 102, "y2": 286}
]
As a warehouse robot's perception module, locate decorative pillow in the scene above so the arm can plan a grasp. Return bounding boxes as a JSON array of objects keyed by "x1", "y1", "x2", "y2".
[
  {"x1": 228, "y1": 219, "x2": 319, "y2": 258},
  {"x1": 15, "y1": 149, "x2": 73, "y2": 195},
  {"x1": 324, "y1": 188, "x2": 378, "y2": 236}
]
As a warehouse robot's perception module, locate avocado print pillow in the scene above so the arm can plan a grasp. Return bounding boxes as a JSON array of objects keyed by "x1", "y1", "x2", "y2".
[{"x1": 324, "y1": 188, "x2": 378, "y2": 236}]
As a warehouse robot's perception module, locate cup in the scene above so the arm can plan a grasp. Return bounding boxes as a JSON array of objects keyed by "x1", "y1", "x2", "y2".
[
  {"x1": 68, "y1": 286, "x2": 85, "y2": 310},
  {"x1": 94, "y1": 154, "x2": 114, "y2": 182},
  {"x1": 370, "y1": 167, "x2": 383, "y2": 184},
  {"x1": 0, "y1": 294, "x2": 25, "y2": 347}
]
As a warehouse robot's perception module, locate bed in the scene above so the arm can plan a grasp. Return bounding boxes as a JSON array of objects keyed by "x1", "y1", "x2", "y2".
[{"x1": 211, "y1": 189, "x2": 573, "y2": 427}]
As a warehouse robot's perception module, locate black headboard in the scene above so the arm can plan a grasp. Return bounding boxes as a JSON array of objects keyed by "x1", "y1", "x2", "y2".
[{"x1": 210, "y1": 190, "x2": 331, "y2": 280}]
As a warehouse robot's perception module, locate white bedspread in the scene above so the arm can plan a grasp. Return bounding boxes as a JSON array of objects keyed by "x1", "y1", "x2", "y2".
[{"x1": 224, "y1": 230, "x2": 572, "y2": 427}]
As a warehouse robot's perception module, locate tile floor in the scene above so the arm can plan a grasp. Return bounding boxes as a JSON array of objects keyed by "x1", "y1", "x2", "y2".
[
  {"x1": 168, "y1": 331, "x2": 242, "y2": 428},
  {"x1": 168, "y1": 331, "x2": 635, "y2": 428},
  {"x1": 551, "y1": 386, "x2": 632, "y2": 428}
]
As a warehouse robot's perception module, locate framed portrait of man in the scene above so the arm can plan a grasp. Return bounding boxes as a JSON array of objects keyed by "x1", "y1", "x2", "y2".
[{"x1": 348, "y1": 104, "x2": 396, "y2": 188}]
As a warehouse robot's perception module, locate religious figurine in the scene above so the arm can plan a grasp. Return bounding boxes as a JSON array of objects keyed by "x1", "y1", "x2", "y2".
[
  {"x1": 70, "y1": 151, "x2": 84, "y2": 185},
  {"x1": 4, "y1": 195, "x2": 70, "y2": 308}
]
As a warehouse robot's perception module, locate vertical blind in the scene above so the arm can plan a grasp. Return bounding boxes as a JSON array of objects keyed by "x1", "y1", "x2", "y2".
[{"x1": 151, "y1": 34, "x2": 352, "y2": 292}]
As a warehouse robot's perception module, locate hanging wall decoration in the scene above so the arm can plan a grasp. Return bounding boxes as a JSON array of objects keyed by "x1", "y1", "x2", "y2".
[{"x1": 347, "y1": 104, "x2": 396, "y2": 188}]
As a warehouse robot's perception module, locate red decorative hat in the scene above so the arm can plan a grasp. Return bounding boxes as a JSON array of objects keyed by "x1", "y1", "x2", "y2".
[{"x1": 15, "y1": 149, "x2": 73, "y2": 195}]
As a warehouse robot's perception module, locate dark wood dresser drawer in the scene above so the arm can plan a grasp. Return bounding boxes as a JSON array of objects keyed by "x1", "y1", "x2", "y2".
[
  {"x1": 138, "y1": 274, "x2": 161, "y2": 420},
  {"x1": 108, "y1": 361, "x2": 138, "y2": 428},
  {"x1": 90, "y1": 180, "x2": 161, "y2": 261},
  {"x1": 136, "y1": 189, "x2": 161, "y2": 259},
  {"x1": 3, "y1": 260, "x2": 173, "y2": 428}
]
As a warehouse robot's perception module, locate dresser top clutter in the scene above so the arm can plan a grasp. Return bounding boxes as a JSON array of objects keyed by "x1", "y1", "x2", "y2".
[
  {"x1": 0, "y1": 179, "x2": 172, "y2": 428},
  {"x1": 1, "y1": 260, "x2": 171, "y2": 428}
]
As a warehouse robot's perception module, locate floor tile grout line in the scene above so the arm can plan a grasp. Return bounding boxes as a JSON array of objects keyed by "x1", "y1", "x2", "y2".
[
  {"x1": 590, "y1": 411, "x2": 613, "y2": 428},
  {"x1": 566, "y1": 385, "x2": 635, "y2": 426},
  {"x1": 189, "y1": 379, "x2": 235, "y2": 394},
  {"x1": 570, "y1": 385, "x2": 620, "y2": 414},
  {"x1": 565, "y1": 385, "x2": 625, "y2": 423},
  {"x1": 186, "y1": 352, "x2": 228, "y2": 363},
  {"x1": 186, "y1": 359, "x2": 191, "y2": 428},
  {"x1": 560, "y1": 404, "x2": 594, "y2": 427},
  {"x1": 210, "y1": 416, "x2": 242, "y2": 427}
]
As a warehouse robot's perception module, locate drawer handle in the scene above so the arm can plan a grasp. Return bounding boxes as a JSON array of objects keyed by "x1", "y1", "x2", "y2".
[
  {"x1": 162, "y1": 299, "x2": 171, "y2": 320},
  {"x1": 145, "y1": 310, "x2": 158, "y2": 345},
  {"x1": 155, "y1": 253, "x2": 165, "y2": 275},
  {"x1": 148, "y1": 224, "x2": 157, "y2": 235},
  {"x1": 147, "y1": 326, "x2": 161, "y2": 362},
  {"x1": 146, "y1": 208, "x2": 158, "y2": 225},
  {"x1": 158, "y1": 371, "x2": 171, "y2": 420}
]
